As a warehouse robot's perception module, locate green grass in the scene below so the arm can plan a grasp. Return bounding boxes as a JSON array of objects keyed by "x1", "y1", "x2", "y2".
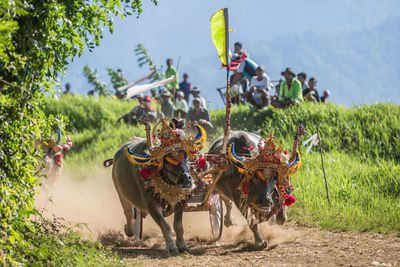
[
  {"x1": 43, "y1": 95, "x2": 400, "y2": 234},
  {"x1": 290, "y1": 150, "x2": 400, "y2": 234}
]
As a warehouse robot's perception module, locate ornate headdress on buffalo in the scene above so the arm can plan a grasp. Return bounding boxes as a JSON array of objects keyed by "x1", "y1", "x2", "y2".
[
  {"x1": 227, "y1": 124, "x2": 306, "y2": 223},
  {"x1": 125, "y1": 118, "x2": 207, "y2": 169}
]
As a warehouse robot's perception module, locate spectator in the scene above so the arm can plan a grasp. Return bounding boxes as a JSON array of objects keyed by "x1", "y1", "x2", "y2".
[
  {"x1": 297, "y1": 72, "x2": 308, "y2": 91},
  {"x1": 230, "y1": 42, "x2": 246, "y2": 92},
  {"x1": 165, "y1": 58, "x2": 179, "y2": 95},
  {"x1": 272, "y1": 67, "x2": 303, "y2": 108},
  {"x1": 271, "y1": 81, "x2": 282, "y2": 101},
  {"x1": 303, "y1": 77, "x2": 320, "y2": 102},
  {"x1": 160, "y1": 90, "x2": 174, "y2": 118},
  {"x1": 179, "y1": 73, "x2": 192, "y2": 103},
  {"x1": 174, "y1": 91, "x2": 188, "y2": 119},
  {"x1": 243, "y1": 65, "x2": 271, "y2": 108},
  {"x1": 117, "y1": 95, "x2": 156, "y2": 125},
  {"x1": 150, "y1": 88, "x2": 160, "y2": 103},
  {"x1": 186, "y1": 98, "x2": 214, "y2": 133},
  {"x1": 320, "y1": 90, "x2": 331, "y2": 104},
  {"x1": 62, "y1": 83, "x2": 73, "y2": 95},
  {"x1": 190, "y1": 87, "x2": 207, "y2": 109}
]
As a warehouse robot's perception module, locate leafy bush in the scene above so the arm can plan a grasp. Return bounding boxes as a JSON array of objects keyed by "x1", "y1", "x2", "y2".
[{"x1": 212, "y1": 103, "x2": 400, "y2": 161}]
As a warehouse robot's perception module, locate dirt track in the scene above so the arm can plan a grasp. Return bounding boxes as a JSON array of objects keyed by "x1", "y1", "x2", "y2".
[
  {"x1": 37, "y1": 171, "x2": 399, "y2": 266},
  {"x1": 102, "y1": 222, "x2": 400, "y2": 267}
]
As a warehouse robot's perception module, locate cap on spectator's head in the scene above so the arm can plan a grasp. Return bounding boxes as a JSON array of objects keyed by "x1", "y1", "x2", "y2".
[
  {"x1": 137, "y1": 93, "x2": 144, "y2": 100},
  {"x1": 161, "y1": 90, "x2": 171, "y2": 97},
  {"x1": 151, "y1": 88, "x2": 157, "y2": 92},
  {"x1": 177, "y1": 91, "x2": 184, "y2": 97},
  {"x1": 281, "y1": 67, "x2": 295, "y2": 76},
  {"x1": 143, "y1": 95, "x2": 152, "y2": 102},
  {"x1": 191, "y1": 87, "x2": 200, "y2": 93},
  {"x1": 192, "y1": 97, "x2": 201, "y2": 103},
  {"x1": 324, "y1": 90, "x2": 331, "y2": 96}
]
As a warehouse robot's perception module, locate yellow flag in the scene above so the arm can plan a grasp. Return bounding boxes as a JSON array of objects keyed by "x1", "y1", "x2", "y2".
[{"x1": 210, "y1": 8, "x2": 229, "y2": 65}]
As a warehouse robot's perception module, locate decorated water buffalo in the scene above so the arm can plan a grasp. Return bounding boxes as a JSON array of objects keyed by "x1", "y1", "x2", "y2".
[
  {"x1": 104, "y1": 118, "x2": 206, "y2": 256},
  {"x1": 208, "y1": 124, "x2": 306, "y2": 244}
]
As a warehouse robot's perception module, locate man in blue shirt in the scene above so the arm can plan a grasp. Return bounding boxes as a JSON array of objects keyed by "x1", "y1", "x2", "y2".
[{"x1": 179, "y1": 73, "x2": 192, "y2": 103}]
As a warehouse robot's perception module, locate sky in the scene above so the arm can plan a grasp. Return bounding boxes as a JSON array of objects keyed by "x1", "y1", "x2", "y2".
[{"x1": 61, "y1": 0, "x2": 400, "y2": 109}]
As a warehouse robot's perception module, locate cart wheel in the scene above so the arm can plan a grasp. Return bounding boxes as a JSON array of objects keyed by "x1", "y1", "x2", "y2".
[
  {"x1": 133, "y1": 207, "x2": 143, "y2": 240},
  {"x1": 209, "y1": 193, "x2": 224, "y2": 242}
]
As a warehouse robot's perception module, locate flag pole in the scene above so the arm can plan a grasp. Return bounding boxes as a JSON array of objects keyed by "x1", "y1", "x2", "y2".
[
  {"x1": 317, "y1": 126, "x2": 330, "y2": 204},
  {"x1": 221, "y1": 7, "x2": 230, "y2": 156}
]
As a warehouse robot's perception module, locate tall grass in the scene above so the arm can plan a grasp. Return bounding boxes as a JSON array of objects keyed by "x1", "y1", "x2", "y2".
[{"x1": 43, "y1": 96, "x2": 400, "y2": 234}]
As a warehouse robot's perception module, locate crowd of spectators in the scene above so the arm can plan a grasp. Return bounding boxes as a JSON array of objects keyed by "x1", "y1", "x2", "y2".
[
  {"x1": 230, "y1": 42, "x2": 331, "y2": 109},
  {"x1": 108, "y1": 48, "x2": 332, "y2": 133}
]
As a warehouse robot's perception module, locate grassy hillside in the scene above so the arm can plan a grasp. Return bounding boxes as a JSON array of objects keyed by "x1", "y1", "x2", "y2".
[{"x1": 43, "y1": 95, "x2": 400, "y2": 234}]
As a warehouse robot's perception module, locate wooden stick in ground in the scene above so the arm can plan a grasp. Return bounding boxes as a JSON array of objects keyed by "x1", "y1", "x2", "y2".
[
  {"x1": 317, "y1": 126, "x2": 330, "y2": 203},
  {"x1": 202, "y1": 170, "x2": 223, "y2": 204}
]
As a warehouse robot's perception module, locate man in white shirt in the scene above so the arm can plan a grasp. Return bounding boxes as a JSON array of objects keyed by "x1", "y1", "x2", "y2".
[{"x1": 244, "y1": 65, "x2": 271, "y2": 108}]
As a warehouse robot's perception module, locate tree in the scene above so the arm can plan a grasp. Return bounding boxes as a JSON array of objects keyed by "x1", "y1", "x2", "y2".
[
  {"x1": 83, "y1": 65, "x2": 111, "y2": 96},
  {"x1": 135, "y1": 43, "x2": 165, "y2": 82},
  {"x1": 107, "y1": 68, "x2": 128, "y2": 93},
  {"x1": 0, "y1": 0, "x2": 157, "y2": 264}
]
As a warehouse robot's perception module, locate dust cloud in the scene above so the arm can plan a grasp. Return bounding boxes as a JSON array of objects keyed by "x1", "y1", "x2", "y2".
[{"x1": 35, "y1": 166, "x2": 299, "y2": 247}]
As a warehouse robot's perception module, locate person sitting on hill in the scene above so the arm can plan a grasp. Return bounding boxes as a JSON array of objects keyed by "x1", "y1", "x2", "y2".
[
  {"x1": 150, "y1": 88, "x2": 160, "y2": 103},
  {"x1": 320, "y1": 89, "x2": 331, "y2": 104},
  {"x1": 297, "y1": 72, "x2": 308, "y2": 91},
  {"x1": 117, "y1": 95, "x2": 156, "y2": 125},
  {"x1": 190, "y1": 87, "x2": 207, "y2": 109},
  {"x1": 160, "y1": 90, "x2": 174, "y2": 118},
  {"x1": 303, "y1": 77, "x2": 320, "y2": 102},
  {"x1": 62, "y1": 83, "x2": 73, "y2": 95},
  {"x1": 270, "y1": 80, "x2": 282, "y2": 101},
  {"x1": 272, "y1": 67, "x2": 303, "y2": 108},
  {"x1": 186, "y1": 98, "x2": 213, "y2": 133},
  {"x1": 243, "y1": 65, "x2": 271, "y2": 108},
  {"x1": 174, "y1": 91, "x2": 188, "y2": 119}
]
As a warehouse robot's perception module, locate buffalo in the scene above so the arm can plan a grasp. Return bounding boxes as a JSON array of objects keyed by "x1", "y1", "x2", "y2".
[
  {"x1": 104, "y1": 119, "x2": 206, "y2": 256},
  {"x1": 208, "y1": 125, "x2": 305, "y2": 245}
]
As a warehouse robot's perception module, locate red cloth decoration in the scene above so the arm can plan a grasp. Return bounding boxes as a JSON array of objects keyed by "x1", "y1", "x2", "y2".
[
  {"x1": 222, "y1": 53, "x2": 248, "y2": 71},
  {"x1": 139, "y1": 168, "x2": 152, "y2": 179},
  {"x1": 241, "y1": 181, "x2": 250, "y2": 195},
  {"x1": 197, "y1": 158, "x2": 206, "y2": 169},
  {"x1": 284, "y1": 195, "x2": 296, "y2": 206}
]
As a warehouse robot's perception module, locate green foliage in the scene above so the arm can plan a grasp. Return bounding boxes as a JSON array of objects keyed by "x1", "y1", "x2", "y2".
[
  {"x1": 0, "y1": 0, "x2": 157, "y2": 265},
  {"x1": 42, "y1": 97, "x2": 400, "y2": 234},
  {"x1": 14, "y1": 215, "x2": 122, "y2": 266},
  {"x1": 134, "y1": 43, "x2": 165, "y2": 82},
  {"x1": 83, "y1": 65, "x2": 111, "y2": 96},
  {"x1": 290, "y1": 151, "x2": 400, "y2": 233},
  {"x1": 107, "y1": 68, "x2": 128, "y2": 91},
  {"x1": 211, "y1": 103, "x2": 400, "y2": 161}
]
